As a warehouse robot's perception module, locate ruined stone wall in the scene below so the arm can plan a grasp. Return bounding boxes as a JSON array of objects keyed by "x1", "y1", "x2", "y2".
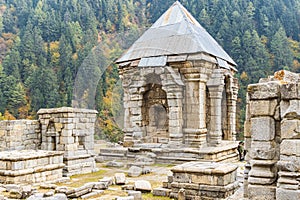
[
  {"x1": 120, "y1": 66, "x2": 185, "y2": 146},
  {"x1": 0, "y1": 150, "x2": 64, "y2": 184},
  {"x1": 38, "y1": 107, "x2": 98, "y2": 176},
  {"x1": 0, "y1": 120, "x2": 40, "y2": 151},
  {"x1": 0, "y1": 107, "x2": 98, "y2": 178},
  {"x1": 244, "y1": 70, "x2": 300, "y2": 200}
]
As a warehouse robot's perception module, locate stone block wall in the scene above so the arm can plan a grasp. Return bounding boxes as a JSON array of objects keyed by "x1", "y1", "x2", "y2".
[
  {"x1": 38, "y1": 107, "x2": 97, "y2": 154},
  {"x1": 0, "y1": 107, "x2": 98, "y2": 178},
  {"x1": 0, "y1": 150, "x2": 64, "y2": 184},
  {"x1": 244, "y1": 70, "x2": 300, "y2": 200},
  {"x1": 0, "y1": 120, "x2": 40, "y2": 151},
  {"x1": 168, "y1": 162, "x2": 239, "y2": 199},
  {"x1": 38, "y1": 107, "x2": 98, "y2": 176}
]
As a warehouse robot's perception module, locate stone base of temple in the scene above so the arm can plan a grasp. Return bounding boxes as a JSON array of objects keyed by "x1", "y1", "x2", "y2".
[
  {"x1": 63, "y1": 150, "x2": 97, "y2": 177},
  {"x1": 0, "y1": 150, "x2": 65, "y2": 184},
  {"x1": 99, "y1": 141, "x2": 239, "y2": 164},
  {"x1": 156, "y1": 161, "x2": 239, "y2": 200}
]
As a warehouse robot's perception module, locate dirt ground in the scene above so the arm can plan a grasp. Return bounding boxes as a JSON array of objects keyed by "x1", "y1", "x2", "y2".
[
  {"x1": 62, "y1": 160, "x2": 246, "y2": 200},
  {"x1": 66, "y1": 162, "x2": 174, "y2": 200},
  {"x1": 0, "y1": 161, "x2": 246, "y2": 200}
]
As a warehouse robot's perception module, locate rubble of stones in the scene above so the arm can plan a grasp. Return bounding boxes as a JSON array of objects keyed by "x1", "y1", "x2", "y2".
[
  {"x1": 0, "y1": 171, "x2": 150, "y2": 200},
  {"x1": 0, "y1": 154, "x2": 155, "y2": 200}
]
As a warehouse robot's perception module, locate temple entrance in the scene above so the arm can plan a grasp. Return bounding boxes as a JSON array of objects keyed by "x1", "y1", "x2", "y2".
[{"x1": 142, "y1": 83, "x2": 169, "y2": 143}]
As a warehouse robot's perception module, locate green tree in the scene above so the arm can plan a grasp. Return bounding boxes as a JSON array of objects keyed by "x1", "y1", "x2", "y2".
[{"x1": 270, "y1": 27, "x2": 293, "y2": 71}]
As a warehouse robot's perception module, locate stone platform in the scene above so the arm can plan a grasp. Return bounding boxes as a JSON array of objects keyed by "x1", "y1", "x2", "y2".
[
  {"x1": 154, "y1": 161, "x2": 239, "y2": 200},
  {"x1": 99, "y1": 141, "x2": 239, "y2": 164},
  {"x1": 0, "y1": 150, "x2": 64, "y2": 184},
  {"x1": 63, "y1": 150, "x2": 97, "y2": 177}
]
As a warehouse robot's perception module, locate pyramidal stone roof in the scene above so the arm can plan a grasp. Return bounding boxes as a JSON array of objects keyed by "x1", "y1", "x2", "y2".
[{"x1": 117, "y1": 1, "x2": 236, "y2": 68}]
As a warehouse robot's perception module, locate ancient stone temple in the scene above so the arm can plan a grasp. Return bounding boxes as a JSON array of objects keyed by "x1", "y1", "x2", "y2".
[{"x1": 116, "y1": 1, "x2": 238, "y2": 155}]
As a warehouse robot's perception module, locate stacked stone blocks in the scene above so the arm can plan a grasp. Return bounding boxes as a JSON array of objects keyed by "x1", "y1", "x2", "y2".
[
  {"x1": 0, "y1": 120, "x2": 40, "y2": 151},
  {"x1": 38, "y1": 107, "x2": 98, "y2": 176},
  {"x1": 244, "y1": 70, "x2": 300, "y2": 199},
  {"x1": 167, "y1": 162, "x2": 239, "y2": 200},
  {"x1": 0, "y1": 150, "x2": 64, "y2": 184}
]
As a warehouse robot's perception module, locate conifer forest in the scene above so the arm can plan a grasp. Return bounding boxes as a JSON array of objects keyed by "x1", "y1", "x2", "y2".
[{"x1": 0, "y1": 0, "x2": 299, "y2": 141}]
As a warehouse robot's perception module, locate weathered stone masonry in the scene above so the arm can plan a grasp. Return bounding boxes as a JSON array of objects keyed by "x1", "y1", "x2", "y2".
[
  {"x1": 38, "y1": 107, "x2": 98, "y2": 176},
  {"x1": 100, "y1": 1, "x2": 240, "y2": 164},
  {"x1": 117, "y1": 1, "x2": 239, "y2": 150},
  {"x1": 0, "y1": 120, "x2": 40, "y2": 151},
  {"x1": 0, "y1": 150, "x2": 64, "y2": 184},
  {"x1": 244, "y1": 70, "x2": 300, "y2": 200},
  {"x1": 0, "y1": 107, "x2": 98, "y2": 180}
]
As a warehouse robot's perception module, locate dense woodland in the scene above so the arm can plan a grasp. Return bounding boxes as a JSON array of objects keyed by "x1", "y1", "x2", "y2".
[{"x1": 0, "y1": 0, "x2": 299, "y2": 141}]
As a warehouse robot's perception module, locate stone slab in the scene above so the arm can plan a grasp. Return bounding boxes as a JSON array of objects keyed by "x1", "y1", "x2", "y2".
[
  {"x1": 250, "y1": 99, "x2": 278, "y2": 117},
  {"x1": 276, "y1": 188, "x2": 300, "y2": 200},
  {"x1": 248, "y1": 185, "x2": 276, "y2": 200},
  {"x1": 251, "y1": 117, "x2": 275, "y2": 141},
  {"x1": 247, "y1": 82, "x2": 280, "y2": 100}
]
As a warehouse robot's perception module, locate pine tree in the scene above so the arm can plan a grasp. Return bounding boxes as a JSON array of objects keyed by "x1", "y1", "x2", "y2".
[{"x1": 270, "y1": 27, "x2": 294, "y2": 71}]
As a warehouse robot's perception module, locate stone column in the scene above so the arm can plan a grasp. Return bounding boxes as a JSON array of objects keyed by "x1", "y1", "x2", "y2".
[
  {"x1": 245, "y1": 82, "x2": 280, "y2": 200},
  {"x1": 122, "y1": 91, "x2": 134, "y2": 147},
  {"x1": 181, "y1": 68, "x2": 205, "y2": 147},
  {"x1": 276, "y1": 83, "x2": 300, "y2": 199},
  {"x1": 120, "y1": 67, "x2": 145, "y2": 147},
  {"x1": 120, "y1": 70, "x2": 135, "y2": 147},
  {"x1": 199, "y1": 81, "x2": 207, "y2": 129},
  {"x1": 207, "y1": 69, "x2": 225, "y2": 146},
  {"x1": 163, "y1": 67, "x2": 184, "y2": 146},
  {"x1": 226, "y1": 77, "x2": 238, "y2": 141},
  {"x1": 163, "y1": 84, "x2": 183, "y2": 145}
]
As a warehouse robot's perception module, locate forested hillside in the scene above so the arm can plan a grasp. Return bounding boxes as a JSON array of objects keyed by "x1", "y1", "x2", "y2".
[{"x1": 0, "y1": 0, "x2": 299, "y2": 140}]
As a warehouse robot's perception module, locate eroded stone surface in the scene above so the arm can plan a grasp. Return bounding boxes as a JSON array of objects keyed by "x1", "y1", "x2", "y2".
[
  {"x1": 0, "y1": 150, "x2": 64, "y2": 184},
  {"x1": 245, "y1": 70, "x2": 300, "y2": 200}
]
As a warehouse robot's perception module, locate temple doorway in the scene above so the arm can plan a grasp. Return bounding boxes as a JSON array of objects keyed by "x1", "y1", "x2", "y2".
[{"x1": 142, "y1": 83, "x2": 169, "y2": 143}]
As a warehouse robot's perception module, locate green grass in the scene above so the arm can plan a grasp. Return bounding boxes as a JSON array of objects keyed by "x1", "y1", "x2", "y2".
[
  {"x1": 142, "y1": 193, "x2": 173, "y2": 200},
  {"x1": 152, "y1": 163, "x2": 175, "y2": 168},
  {"x1": 67, "y1": 169, "x2": 108, "y2": 187}
]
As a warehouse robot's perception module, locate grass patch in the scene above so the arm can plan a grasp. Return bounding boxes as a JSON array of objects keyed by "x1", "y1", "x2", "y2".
[
  {"x1": 66, "y1": 169, "x2": 108, "y2": 187},
  {"x1": 152, "y1": 163, "x2": 175, "y2": 168},
  {"x1": 142, "y1": 193, "x2": 173, "y2": 200}
]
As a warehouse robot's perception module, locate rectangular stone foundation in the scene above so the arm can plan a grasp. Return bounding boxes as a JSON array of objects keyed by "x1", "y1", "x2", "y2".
[
  {"x1": 63, "y1": 154, "x2": 96, "y2": 177},
  {"x1": 99, "y1": 141, "x2": 239, "y2": 164},
  {"x1": 169, "y1": 162, "x2": 239, "y2": 200},
  {"x1": 0, "y1": 150, "x2": 64, "y2": 184}
]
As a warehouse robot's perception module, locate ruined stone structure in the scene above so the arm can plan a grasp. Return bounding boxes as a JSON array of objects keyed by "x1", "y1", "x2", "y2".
[
  {"x1": 111, "y1": 1, "x2": 239, "y2": 162},
  {"x1": 0, "y1": 150, "x2": 64, "y2": 184},
  {"x1": 0, "y1": 107, "x2": 97, "y2": 180},
  {"x1": 155, "y1": 161, "x2": 239, "y2": 199},
  {"x1": 0, "y1": 120, "x2": 40, "y2": 151},
  {"x1": 244, "y1": 70, "x2": 300, "y2": 200},
  {"x1": 38, "y1": 107, "x2": 97, "y2": 176}
]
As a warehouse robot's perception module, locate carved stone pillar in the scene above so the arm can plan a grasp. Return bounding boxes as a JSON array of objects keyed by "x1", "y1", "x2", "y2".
[
  {"x1": 226, "y1": 77, "x2": 238, "y2": 141},
  {"x1": 199, "y1": 81, "x2": 207, "y2": 129},
  {"x1": 181, "y1": 66, "x2": 211, "y2": 147},
  {"x1": 163, "y1": 67, "x2": 184, "y2": 146},
  {"x1": 207, "y1": 69, "x2": 225, "y2": 146}
]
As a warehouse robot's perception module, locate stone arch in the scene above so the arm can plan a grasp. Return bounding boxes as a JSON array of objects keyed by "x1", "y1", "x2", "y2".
[
  {"x1": 45, "y1": 121, "x2": 59, "y2": 151},
  {"x1": 142, "y1": 73, "x2": 169, "y2": 143}
]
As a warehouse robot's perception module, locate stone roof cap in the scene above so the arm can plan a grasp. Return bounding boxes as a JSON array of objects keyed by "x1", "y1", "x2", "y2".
[{"x1": 117, "y1": 1, "x2": 236, "y2": 69}]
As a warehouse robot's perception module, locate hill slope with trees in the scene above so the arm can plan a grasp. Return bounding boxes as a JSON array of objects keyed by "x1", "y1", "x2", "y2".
[{"x1": 0, "y1": 0, "x2": 299, "y2": 140}]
